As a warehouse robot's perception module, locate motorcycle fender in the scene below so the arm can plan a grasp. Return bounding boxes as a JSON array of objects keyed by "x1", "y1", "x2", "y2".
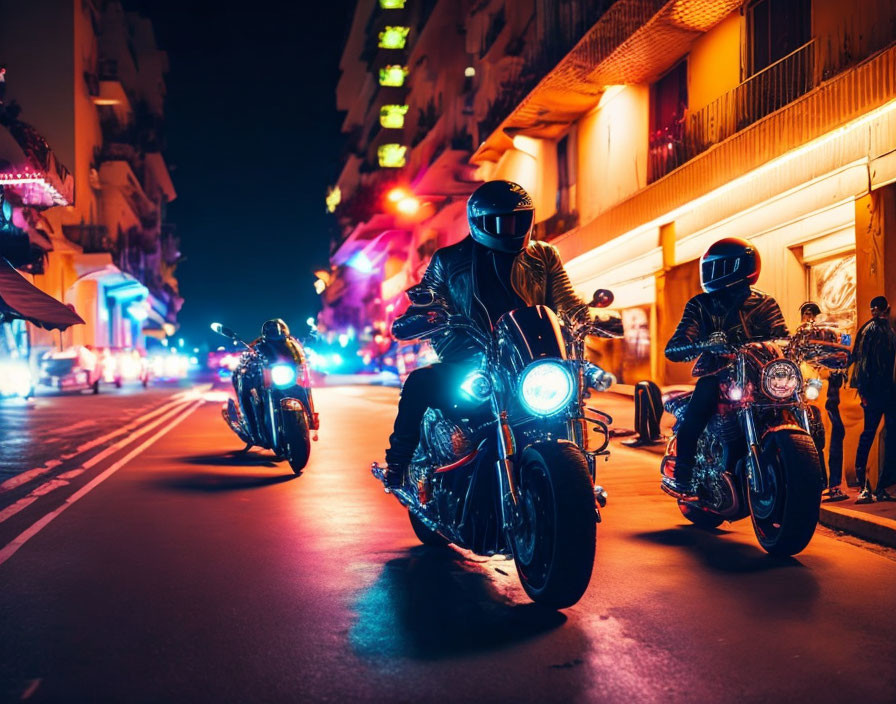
[{"x1": 758, "y1": 423, "x2": 805, "y2": 444}]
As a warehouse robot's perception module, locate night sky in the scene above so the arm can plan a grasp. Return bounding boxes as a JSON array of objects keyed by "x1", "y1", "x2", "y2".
[{"x1": 128, "y1": 0, "x2": 355, "y2": 347}]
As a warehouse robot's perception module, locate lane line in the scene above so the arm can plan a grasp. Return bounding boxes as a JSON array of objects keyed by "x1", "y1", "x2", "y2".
[
  {"x1": 0, "y1": 399, "x2": 199, "y2": 525},
  {"x1": 0, "y1": 394, "x2": 193, "y2": 494},
  {"x1": 0, "y1": 399, "x2": 204, "y2": 568}
]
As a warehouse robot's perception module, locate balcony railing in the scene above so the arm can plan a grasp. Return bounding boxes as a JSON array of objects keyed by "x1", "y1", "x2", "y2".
[{"x1": 650, "y1": 40, "x2": 816, "y2": 183}]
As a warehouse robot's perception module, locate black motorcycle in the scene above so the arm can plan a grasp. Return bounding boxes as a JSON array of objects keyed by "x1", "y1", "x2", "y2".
[
  {"x1": 373, "y1": 288, "x2": 617, "y2": 608},
  {"x1": 661, "y1": 338, "x2": 824, "y2": 555},
  {"x1": 211, "y1": 323, "x2": 318, "y2": 474}
]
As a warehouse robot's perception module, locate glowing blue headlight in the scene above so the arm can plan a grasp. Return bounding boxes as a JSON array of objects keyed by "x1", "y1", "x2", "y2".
[
  {"x1": 460, "y1": 371, "x2": 491, "y2": 402},
  {"x1": 519, "y1": 360, "x2": 575, "y2": 416},
  {"x1": 270, "y1": 363, "x2": 297, "y2": 387}
]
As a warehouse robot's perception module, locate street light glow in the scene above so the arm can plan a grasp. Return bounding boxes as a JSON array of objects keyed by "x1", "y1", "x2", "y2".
[{"x1": 396, "y1": 196, "x2": 420, "y2": 215}]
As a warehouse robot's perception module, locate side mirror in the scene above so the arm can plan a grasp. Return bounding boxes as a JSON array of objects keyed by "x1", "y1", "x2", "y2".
[
  {"x1": 210, "y1": 322, "x2": 237, "y2": 339},
  {"x1": 589, "y1": 289, "x2": 614, "y2": 308}
]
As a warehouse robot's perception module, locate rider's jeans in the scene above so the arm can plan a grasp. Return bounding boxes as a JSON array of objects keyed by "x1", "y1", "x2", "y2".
[
  {"x1": 675, "y1": 375, "x2": 720, "y2": 480},
  {"x1": 825, "y1": 373, "x2": 846, "y2": 488},
  {"x1": 854, "y1": 386, "x2": 896, "y2": 491},
  {"x1": 385, "y1": 362, "x2": 468, "y2": 469}
]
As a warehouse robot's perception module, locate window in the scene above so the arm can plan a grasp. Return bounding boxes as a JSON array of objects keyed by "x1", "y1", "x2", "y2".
[
  {"x1": 747, "y1": 0, "x2": 811, "y2": 75},
  {"x1": 377, "y1": 144, "x2": 407, "y2": 168},
  {"x1": 378, "y1": 26, "x2": 410, "y2": 50},
  {"x1": 648, "y1": 59, "x2": 688, "y2": 182},
  {"x1": 807, "y1": 254, "x2": 857, "y2": 333},
  {"x1": 555, "y1": 134, "x2": 576, "y2": 217},
  {"x1": 379, "y1": 65, "x2": 409, "y2": 87},
  {"x1": 380, "y1": 104, "x2": 409, "y2": 129}
]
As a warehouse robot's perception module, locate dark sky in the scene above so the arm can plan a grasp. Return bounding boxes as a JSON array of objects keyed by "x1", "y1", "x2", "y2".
[{"x1": 128, "y1": 0, "x2": 354, "y2": 346}]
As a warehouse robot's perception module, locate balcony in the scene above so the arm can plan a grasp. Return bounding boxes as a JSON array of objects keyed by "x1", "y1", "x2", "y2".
[{"x1": 649, "y1": 40, "x2": 816, "y2": 182}]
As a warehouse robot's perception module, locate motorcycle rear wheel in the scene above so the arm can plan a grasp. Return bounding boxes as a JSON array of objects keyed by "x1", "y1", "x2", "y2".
[
  {"x1": 749, "y1": 429, "x2": 822, "y2": 556},
  {"x1": 511, "y1": 442, "x2": 596, "y2": 609},
  {"x1": 409, "y1": 511, "x2": 449, "y2": 547},
  {"x1": 282, "y1": 410, "x2": 311, "y2": 474},
  {"x1": 678, "y1": 501, "x2": 724, "y2": 529}
]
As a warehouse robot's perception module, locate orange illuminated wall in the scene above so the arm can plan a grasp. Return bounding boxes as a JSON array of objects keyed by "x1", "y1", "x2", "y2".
[{"x1": 687, "y1": 10, "x2": 741, "y2": 113}]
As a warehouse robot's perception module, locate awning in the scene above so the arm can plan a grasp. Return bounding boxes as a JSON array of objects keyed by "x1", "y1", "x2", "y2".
[
  {"x1": 0, "y1": 258, "x2": 84, "y2": 330},
  {"x1": 0, "y1": 119, "x2": 73, "y2": 207}
]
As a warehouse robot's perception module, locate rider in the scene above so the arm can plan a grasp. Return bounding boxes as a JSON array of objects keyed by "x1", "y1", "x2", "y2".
[
  {"x1": 663, "y1": 237, "x2": 789, "y2": 499},
  {"x1": 239, "y1": 319, "x2": 313, "y2": 438},
  {"x1": 382, "y1": 179, "x2": 591, "y2": 486}
]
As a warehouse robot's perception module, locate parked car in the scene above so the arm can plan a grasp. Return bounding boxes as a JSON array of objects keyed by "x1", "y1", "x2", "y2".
[{"x1": 39, "y1": 347, "x2": 101, "y2": 393}]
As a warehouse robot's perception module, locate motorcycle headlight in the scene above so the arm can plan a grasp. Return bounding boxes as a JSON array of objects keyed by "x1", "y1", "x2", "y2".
[
  {"x1": 761, "y1": 360, "x2": 801, "y2": 399},
  {"x1": 460, "y1": 371, "x2": 491, "y2": 402},
  {"x1": 804, "y1": 378, "x2": 823, "y2": 401},
  {"x1": 519, "y1": 360, "x2": 574, "y2": 416},
  {"x1": 270, "y1": 363, "x2": 297, "y2": 388}
]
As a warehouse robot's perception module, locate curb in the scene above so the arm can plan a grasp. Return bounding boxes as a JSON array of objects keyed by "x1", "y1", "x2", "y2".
[{"x1": 819, "y1": 504, "x2": 896, "y2": 548}]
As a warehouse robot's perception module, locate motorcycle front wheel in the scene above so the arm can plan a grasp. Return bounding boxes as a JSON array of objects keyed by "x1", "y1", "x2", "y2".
[
  {"x1": 749, "y1": 429, "x2": 822, "y2": 556},
  {"x1": 511, "y1": 442, "x2": 596, "y2": 609},
  {"x1": 409, "y1": 511, "x2": 449, "y2": 547},
  {"x1": 281, "y1": 409, "x2": 311, "y2": 474}
]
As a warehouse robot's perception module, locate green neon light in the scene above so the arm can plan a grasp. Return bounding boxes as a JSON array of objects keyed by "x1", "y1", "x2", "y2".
[
  {"x1": 379, "y1": 0, "x2": 406, "y2": 7},
  {"x1": 378, "y1": 26, "x2": 409, "y2": 49}
]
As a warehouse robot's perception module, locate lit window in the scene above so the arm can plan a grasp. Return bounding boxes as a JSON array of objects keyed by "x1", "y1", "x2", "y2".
[
  {"x1": 379, "y1": 65, "x2": 408, "y2": 86},
  {"x1": 378, "y1": 144, "x2": 407, "y2": 168},
  {"x1": 379, "y1": 0, "x2": 405, "y2": 7},
  {"x1": 379, "y1": 104, "x2": 409, "y2": 129},
  {"x1": 378, "y1": 26, "x2": 409, "y2": 49},
  {"x1": 325, "y1": 185, "x2": 341, "y2": 213}
]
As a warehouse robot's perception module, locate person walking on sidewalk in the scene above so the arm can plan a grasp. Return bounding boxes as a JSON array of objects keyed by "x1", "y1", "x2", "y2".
[{"x1": 850, "y1": 295, "x2": 896, "y2": 503}]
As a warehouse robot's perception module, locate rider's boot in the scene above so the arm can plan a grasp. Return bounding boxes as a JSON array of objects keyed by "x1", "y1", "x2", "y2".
[
  {"x1": 662, "y1": 463, "x2": 699, "y2": 502},
  {"x1": 383, "y1": 462, "x2": 405, "y2": 488}
]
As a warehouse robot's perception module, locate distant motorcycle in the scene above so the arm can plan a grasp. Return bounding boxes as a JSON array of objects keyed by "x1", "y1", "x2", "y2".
[
  {"x1": 211, "y1": 323, "x2": 318, "y2": 473},
  {"x1": 373, "y1": 288, "x2": 618, "y2": 608},
  {"x1": 661, "y1": 338, "x2": 824, "y2": 555}
]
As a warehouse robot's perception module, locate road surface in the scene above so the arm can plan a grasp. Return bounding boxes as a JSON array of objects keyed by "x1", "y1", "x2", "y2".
[{"x1": 1, "y1": 382, "x2": 894, "y2": 703}]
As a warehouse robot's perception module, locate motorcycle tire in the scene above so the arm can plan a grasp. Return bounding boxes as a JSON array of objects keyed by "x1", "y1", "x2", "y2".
[
  {"x1": 409, "y1": 511, "x2": 449, "y2": 547},
  {"x1": 282, "y1": 410, "x2": 311, "y2": 474},
  {"x1": 749, "y1": 429, "x2": 822, "y2": 556},
  {"x1": 511, "y1": 442, "x2": 596, "y2": 609},
  {"x1": 678, "y1": 501, "x2": 724, "y2": 529}
]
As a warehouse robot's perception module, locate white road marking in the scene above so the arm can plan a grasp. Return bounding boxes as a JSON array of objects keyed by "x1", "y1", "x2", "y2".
[
  {"x1": 0, "y1": 395, "x2": 191, "y2": 494},
  {"x1": 0, "y1": 399, "x2": 204, "y2": 567},
  {"x1": 0, "y1": 400, "x2": 199, "y2": 525}
]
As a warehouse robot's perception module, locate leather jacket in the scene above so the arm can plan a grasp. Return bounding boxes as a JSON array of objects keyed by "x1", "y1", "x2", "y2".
[
  {"x1": 665, "y1": 287, "x2": 789, "y2": 376},
  {"x1": 393, "y1": 236, "x2": 587, "y2": 361}
]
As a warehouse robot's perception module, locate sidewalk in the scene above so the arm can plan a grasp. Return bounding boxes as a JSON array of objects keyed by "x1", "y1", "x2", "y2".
[{"x1": 602, "y1": 389, "x2": 896, "y2": 549}]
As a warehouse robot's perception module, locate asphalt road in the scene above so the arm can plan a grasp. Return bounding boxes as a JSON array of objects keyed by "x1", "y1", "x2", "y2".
[{"x1": 1, "y1": 383, "x2": 894, "y2": 703}]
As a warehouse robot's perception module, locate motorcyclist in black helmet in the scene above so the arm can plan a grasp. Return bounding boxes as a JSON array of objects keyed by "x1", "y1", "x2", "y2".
[
  {"x1": 663, "y1": 237, "x2": 789, "y2": 500},
  {"x1": 382, "y1": 179, "x2": 593, "y2": 486},
  {"x1": 238, "y1": 319, "x2": 312, "y2": 438}
]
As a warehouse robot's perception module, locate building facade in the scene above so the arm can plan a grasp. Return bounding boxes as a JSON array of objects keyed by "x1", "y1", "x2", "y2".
[
  {"x1": 0, "y1": 0, "x2": 181, "y2": 361},
  {"x1": 329, "y1": 0, "x2": 896, "y2": 478}
]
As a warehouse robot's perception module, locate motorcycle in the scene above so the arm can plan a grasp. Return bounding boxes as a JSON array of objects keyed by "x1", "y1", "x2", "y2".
[
  {"x1": 372, "y1": 288, "x2": 618, "y2": 608},
  {"x1": 661, "y1": 337, "x2": 824, "y2": 555},
  {"x1": 211, "y1": 323, "x2": 318, "y2": 474}
]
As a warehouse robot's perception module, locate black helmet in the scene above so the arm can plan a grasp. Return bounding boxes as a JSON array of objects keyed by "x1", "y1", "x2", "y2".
[
  {"x1": 467, "y1": 180, "x2": 534, "y2": 253},
  {"x1": 800, "y1": 301, "x2": 821, "y2": 318},
  {"x1": 700, "y1": 237, "x2": 760, "y2": 294},
  {"x1": 261, "y1": 318, "x2": 289, "y2": 341}
]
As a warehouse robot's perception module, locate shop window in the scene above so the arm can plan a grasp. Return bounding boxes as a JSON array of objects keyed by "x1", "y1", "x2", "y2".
[
  {"x1": 378, "y1": 26, "x2": 410, "y2": 50},
  {"x1": 648, "y1": 60, "x2": 687, "y2": 183},
  {"x1": 747, "y1": 0, "x2": 811, "y2": 75},
  {"x1": 379, "y1": 65, "x2": 409, "y2": 87},
  {"x1": 807, "y1": 253, "x2": 857, "y2": 333}
]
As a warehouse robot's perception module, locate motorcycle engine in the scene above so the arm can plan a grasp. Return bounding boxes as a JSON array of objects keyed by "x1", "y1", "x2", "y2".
[{"x1": 420, "y1": 408, "x2": 473, "y2": 467}]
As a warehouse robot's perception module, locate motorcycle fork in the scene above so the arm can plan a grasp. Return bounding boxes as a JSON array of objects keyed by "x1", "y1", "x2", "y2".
[
  {"x1": 740, "y1": 407, "x2": 764, "y2": 495},
  {"x1": 491, "y1": 394, "x2": 521, "y2": 534}
]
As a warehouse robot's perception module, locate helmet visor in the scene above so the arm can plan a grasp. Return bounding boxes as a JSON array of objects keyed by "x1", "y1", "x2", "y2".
[{"x1": 474, "y1": 210, "x2": 533, "y2": 239}]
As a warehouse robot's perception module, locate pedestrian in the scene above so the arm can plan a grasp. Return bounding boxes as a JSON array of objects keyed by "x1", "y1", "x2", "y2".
[
  {"x1": 797, "y1": 301, "x2": 848, "y2": 501},
  {"x1": 849, "y1": 295, "x2": 896, "y2": 503}
]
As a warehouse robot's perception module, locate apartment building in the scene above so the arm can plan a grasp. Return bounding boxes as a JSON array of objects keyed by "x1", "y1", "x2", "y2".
[{"x1": 0, "y1": 0, "x2": 181, "y2": 357}]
